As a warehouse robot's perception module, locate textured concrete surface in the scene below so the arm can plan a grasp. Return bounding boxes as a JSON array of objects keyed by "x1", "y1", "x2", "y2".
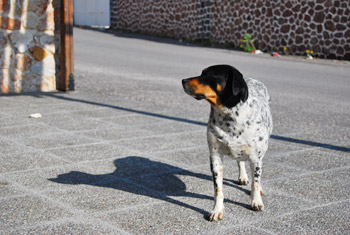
[{"x1": 0, "y1": 28, "x2": 349, "y2": 234}]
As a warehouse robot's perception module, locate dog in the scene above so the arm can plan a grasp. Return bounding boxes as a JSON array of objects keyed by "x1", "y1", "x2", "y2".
[{"x1": 182, "y1": 65, "x2": 273, "y2": 221}]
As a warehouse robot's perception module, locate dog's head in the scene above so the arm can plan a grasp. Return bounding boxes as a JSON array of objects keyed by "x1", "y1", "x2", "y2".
[{"x1": 182, "y1": 65, "x2": 248, "y2": 108}]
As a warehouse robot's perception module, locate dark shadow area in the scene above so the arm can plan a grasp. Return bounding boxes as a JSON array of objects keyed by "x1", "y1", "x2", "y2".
[
  {"x1": 49, "y1": 156, "x2": 250, "y2": 219},
  {"x1": 270, "y1": 135, "x2": 350, "y2": 152},
  {"x1": 31, "y1": 92, "x2": 350, "y2": 153}
]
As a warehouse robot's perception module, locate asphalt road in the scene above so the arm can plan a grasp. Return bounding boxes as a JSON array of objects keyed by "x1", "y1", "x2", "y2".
[
  {"x1": 0, "y1": 27, "x2": 349, "y2": 234},
  {"x1": 75, "y1": 29, "x2": 350, "y2": 135}
]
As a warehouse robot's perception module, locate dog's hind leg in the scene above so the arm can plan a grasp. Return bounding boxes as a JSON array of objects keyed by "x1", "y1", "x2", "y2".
[
  {"x1": 237, "y1": 161, "x2": 249, "y2": 185},
  {"x1": 249, "y1": 158, "x2": 264, "y2": 211}
]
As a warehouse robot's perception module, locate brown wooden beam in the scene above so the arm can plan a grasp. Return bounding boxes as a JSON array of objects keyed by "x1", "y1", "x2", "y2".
[{"x1": 58, "y1": 0, "x2": 74, "y2": 91}]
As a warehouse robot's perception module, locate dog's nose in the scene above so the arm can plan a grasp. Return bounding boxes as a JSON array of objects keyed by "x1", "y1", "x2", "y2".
[{"x1": 182, "y1": 79, "x2": 187, "y2": 86}]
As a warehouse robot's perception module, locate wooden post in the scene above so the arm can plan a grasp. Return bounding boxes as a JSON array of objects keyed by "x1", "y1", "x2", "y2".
[{"x1": 58, "y1": 0, "x2": 74, "y2": 91}]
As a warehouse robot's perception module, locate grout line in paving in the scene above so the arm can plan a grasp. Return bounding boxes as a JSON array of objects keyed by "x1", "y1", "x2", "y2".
[
  {"x1": 4, "y1": 180, "x2": 131, "y2": 235},
  {"x1": 213, "y1": 225, "x2": 276, "y2": 235},
  {"x1": 93, "y1": 201, "x2": 166, "y2": 216},
  {"x1": 2, "y1": 118, "x2": 205, "y2": 150},
  {"x1": 214, "y1": 198, "x2": 350, "y2": 234},
  {"x1": 7, "y1": 216, "x2": 132, "y2": 235},
  {"x1": 266, "y1": 160, "x2": 312, "y2": 173},
  {"x1": 267, "y1": 147, "x2": 319, "y2": 158},
  {"x1": 0, "y1": 144, "x2": 206, "y2": 176},
  {"x1": 265, "y1": 165, "x2": 350, "y2": 183},
  {"x1": 112, "y1": 129, "x2": 205, "y2": 142}
]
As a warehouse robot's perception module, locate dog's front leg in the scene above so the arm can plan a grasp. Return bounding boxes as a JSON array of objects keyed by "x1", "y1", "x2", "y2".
[
  {"x1": 249, "y1": 158, "x2": 264, "y2": 211},
  {"x1": 208, "y1": 147, "x2": 224, "y2": 221}
]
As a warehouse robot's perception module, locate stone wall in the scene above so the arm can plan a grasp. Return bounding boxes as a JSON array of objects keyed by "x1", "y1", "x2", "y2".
[
  {"x1": 111, "y1": 0, "x2": 350, "y2": 60},
  {"x1": 0, "y1": 0, "x2": 60, "y2": 94},
  {"x1": 110, "y1": 0, "x2": 200, "y2": 40}
]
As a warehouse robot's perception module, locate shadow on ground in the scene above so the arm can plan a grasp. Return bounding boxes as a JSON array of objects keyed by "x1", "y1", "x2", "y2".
[{"x1": 49, "y1": 156, "x2": 251, "y2": 220}]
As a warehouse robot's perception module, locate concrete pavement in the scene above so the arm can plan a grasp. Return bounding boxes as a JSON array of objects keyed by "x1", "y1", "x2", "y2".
[{"x1": 0, "y1": 27, "x2": 349, "y2": 234}]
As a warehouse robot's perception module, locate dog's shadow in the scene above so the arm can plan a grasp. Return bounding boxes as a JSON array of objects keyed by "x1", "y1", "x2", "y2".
[{"x1": 49, "y1": 156, "x2": 250, "y2": 219}]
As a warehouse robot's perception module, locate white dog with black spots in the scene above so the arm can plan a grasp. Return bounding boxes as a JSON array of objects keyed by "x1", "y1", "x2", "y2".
[{"x1": 182, "y1": 65, "x2": 272, "y2": 221}]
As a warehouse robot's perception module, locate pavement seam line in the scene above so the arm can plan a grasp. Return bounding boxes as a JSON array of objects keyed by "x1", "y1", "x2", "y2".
[
  {"x1": 0, "y1": 145, "x2": 207, "y2": 176},
  {"x1": 5, "y1": 180, "x2": 131, "y2": 235},
  {"x1": 215, "y1": 198, "x2": 350, "y2": 234},
  {"x1": 265, "y1": 165, "x2": 350, "y2": 183}
]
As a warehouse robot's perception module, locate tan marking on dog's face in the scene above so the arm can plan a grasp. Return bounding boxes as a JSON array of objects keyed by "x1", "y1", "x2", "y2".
[
  {"x1": 188, "y1": 79, "x2": 221, "y2": 106},
  {"x1": 188, "y1": 79, "x2": 216, "y2": 97},
  {"x1": 217, "y1": 83, "x2": 222, "y2": 92}
]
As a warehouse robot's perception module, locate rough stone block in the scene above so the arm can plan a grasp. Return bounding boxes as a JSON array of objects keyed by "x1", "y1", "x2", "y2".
[
  {"x1": 27, "y1": 0, "x2": 52, "y2": 15},
  {"x1": 22, "y1": 12, "x2": 39, "y2": 29},
  {"x1": 0, "y1": 47, "x2": 12, "y2": 69},
  {"x1": 37, "y1": 33, "x2": 56, "y2": 53},
  {"x1": 39, "y1": 75, "x2": 56, "y2": 91},
  {"x1": 0, "y1": 17, "x2": 21, "y2": 30},
  {"x1": 20, "y1": 71, "x2": 42, "y2": 92},
  {"x1": 37, "y1": 10, "x2": 55, "y2": 31},
  {"x1": 0, "y1": 69, "x2": 10, "y2": 93},
  {"x1": 0, "y1": 1, "x2": 10, "y2": 12},
  {"x1": 9, "y1": 31, "x2": 33, "y2": 53},
  {"x1": 15, "y1": 53, "x2": 33, "y2": 70},
  {"x1": 0, "y1": 31, "x2": 8, "y2": 48},
  {"x1": 31, "y1": 46, "x2": 50, "y2": 61},
  {"x1": 31, "y1": 53, "x2": 56, "y2": 78}
]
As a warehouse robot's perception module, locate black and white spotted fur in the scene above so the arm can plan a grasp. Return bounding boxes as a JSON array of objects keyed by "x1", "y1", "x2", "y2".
[
  {"x1": 208, "y1": 77, "x2": 272, "y2": 219},
  {"x1": 182, "y1": 65, "x2": 272, "y2": 221}
]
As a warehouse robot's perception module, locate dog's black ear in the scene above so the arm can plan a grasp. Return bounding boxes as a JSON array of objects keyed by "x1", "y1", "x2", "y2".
[
  {"x1": 231, "y1": 68, "x2": 248, "y2": 102},
  {"x1": 221, "y1": 66, "x2": 248, "y2": 108}
]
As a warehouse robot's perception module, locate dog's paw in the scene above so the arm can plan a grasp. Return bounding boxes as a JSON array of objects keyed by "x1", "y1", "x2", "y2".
[
  {"x1": 251, "y1": 200, "x2": 264, "y2": 211},
  {"x1": 238, "y1": 177, "x2": 249, "y2": 186},
  {"x1": 209, "y1": 210, "x2": 224, "y2": 221}
]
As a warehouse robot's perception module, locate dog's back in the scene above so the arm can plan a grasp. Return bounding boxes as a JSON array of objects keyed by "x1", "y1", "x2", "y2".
[{"x1": 245, "y1": 77, "x2": 273, "y2": 137}]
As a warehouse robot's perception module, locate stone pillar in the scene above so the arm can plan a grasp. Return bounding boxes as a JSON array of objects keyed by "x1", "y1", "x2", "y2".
[{"x1": 0, "y1": 0, "x2": 59, "y2": 94}]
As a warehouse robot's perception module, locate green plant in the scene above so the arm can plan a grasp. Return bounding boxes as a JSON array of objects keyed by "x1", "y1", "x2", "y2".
[
  {"x1": 306, "y1": 49, "x2": 314, "y2": 59},
  {"x1": 240, "y1": 33, "x2": 256, "y2": 53}
]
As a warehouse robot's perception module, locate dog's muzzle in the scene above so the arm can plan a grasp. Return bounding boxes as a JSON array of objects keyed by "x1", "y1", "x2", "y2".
[
  {"x1": 182, "y1": 79, "x2": 192, "y2": 94},
  {"x1": 182, "y1": 79, "x2": 206, "y2": 100}
]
